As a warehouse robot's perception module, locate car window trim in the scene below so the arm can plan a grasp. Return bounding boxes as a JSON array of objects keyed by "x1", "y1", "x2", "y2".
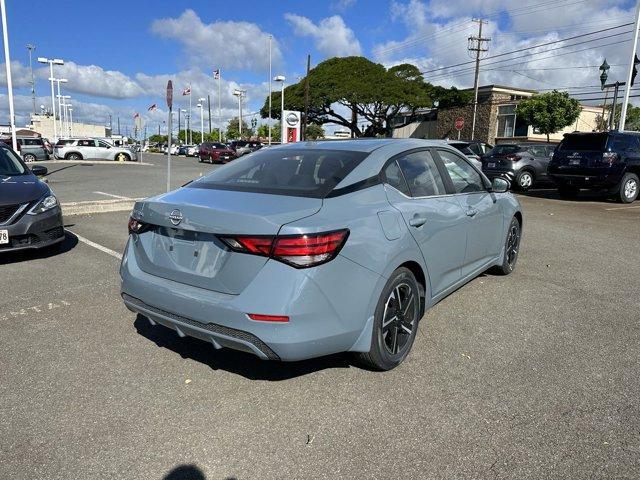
[
  {"x1": 379, "y1": 147, "x2": 451, "y2": 198},
  {"x1": 433, "y1": 147, "x2": 492, "y2": 193}
]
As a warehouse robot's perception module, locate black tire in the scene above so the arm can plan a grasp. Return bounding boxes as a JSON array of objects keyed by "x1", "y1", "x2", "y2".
[
  {"x1": 357, "y1": 267, "x2": 421, "y2": 371},
  {"x1": 65, "y1": 152, "x2": 82, "y2": 160},
  {"x1": 198, "y1": 156, "x2": 203, "y2": 163},
  {"x1": 616, "y1": 172, "x2": 639, "y2": 203},
  {"x1": 557, "y1": 183, "x2": 579, "y2": 199},
  {"x1": 515, "y1": 170, "x2": 534, "y2": 191},
  {"x1": 23, "y1": 153, "x2": 37, "y2": 163},
  {"x1": 492, "y1": 216, "x2": 521, "y2": 276}
]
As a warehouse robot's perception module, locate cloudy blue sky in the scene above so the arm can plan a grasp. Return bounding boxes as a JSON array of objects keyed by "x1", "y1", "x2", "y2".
[{"x1": 0, "y1": 0, "x2": 638, "y2": 134}]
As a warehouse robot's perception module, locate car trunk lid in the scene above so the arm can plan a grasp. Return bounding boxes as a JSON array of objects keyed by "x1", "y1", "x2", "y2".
[{"x1": 131, "y1": 187, "x2": 321, "y2": 294}]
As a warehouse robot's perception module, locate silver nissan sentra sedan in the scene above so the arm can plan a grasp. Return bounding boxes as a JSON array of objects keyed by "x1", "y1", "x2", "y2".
[{"x1": 120, "y1": 139, "x2": 522, "y2": 370}]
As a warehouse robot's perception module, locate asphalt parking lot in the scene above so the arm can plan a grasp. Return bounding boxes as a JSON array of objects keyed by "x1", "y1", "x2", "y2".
[{"x1": 1, "y1": 153, "x2": 639, "y2": 479}]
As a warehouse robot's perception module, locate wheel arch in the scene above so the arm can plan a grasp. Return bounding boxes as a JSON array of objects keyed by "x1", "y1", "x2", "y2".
[
  {"x1": 64, "y1": 151, "x2": 83, "y2": 159},
  {"x1": 514, "y1": 210, "x2": 523, "y2": 228},
  {"x1": 397, "y1": 260, "x2": 427, "y2": 317}
]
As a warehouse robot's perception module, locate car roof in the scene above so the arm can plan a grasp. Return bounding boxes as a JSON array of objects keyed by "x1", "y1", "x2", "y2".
[{"x1": 275, "y1": 138, "x2": 455, "y2": 154}]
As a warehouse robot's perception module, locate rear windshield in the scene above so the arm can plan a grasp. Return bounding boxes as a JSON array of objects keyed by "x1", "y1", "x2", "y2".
[
  {"x1": 0, "y1": 147, "x2": 27, "y2": 175},
  {"x1": 559, "y1": 134, "x2": 607, "y2": 151},
  {"x1": 189, "y1": 148, "x2": 368, "y2": 198},
  {"x1": 488, "y1": 145, "x2": 522, "y2": 155}
]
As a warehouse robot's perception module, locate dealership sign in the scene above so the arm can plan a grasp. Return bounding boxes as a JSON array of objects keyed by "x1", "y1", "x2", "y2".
[{"x1": 282, "y1": 110, "x2": 301, "y2": 144}]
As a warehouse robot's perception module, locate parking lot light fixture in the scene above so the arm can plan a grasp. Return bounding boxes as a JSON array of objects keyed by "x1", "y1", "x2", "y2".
[
  {"x1": 38, "y1": 56, "x2": 64, "y2": 139},
  {"x1": 233, "y1": 90, "x2": 246, "y2": 138},
  {"x1": 197, "y1": 99, "x2": 205, "y2": 144},
  {"x1": 1, "y1": 0, "x2": 17, "y2": 150}
]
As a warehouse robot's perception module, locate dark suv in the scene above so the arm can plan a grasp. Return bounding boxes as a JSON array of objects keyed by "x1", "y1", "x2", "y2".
[
  {"x1": 482, "y1": 143, "x2": 555, "y2": 191},
  {"x1": 548, "y1": 132, "x2": 640, "y2": 203}
]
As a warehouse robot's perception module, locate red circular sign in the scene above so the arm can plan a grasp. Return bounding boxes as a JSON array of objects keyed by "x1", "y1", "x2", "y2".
[
  {"x1": 166, "y1": 80, "x2": 174, "y2": 110},
  {"x1": 454, "y1": 117, "x2": 464, "y2": 131}
]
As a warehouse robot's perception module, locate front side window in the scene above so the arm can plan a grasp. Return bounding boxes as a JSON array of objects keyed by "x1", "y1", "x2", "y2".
[
  {"x1": 98, "y1": 141, "x2": 111, "y2": 148},
  {"x1": 439, "y1": 150, "x2": 485, "y2": 193},
  {"x1": 395, "y1": 150, "x2": 446, "y2": 197},
  {"x1": 78, "y1": 140, "x2": 95, "y2": 147},
  {"x1": 190, "y1": 148, "x2": 368, "y2": 198}
]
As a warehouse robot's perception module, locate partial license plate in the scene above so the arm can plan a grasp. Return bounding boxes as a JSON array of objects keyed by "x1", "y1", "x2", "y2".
[
  {"x1": 487, "y1": 162, "x2": 496, "y2": 168},
  {"x1": 569, "y1": 159, "x2": 581, "y2": 165},
  {"x1": 0, "y1": 230, "x2": 8, "y2": 245}
]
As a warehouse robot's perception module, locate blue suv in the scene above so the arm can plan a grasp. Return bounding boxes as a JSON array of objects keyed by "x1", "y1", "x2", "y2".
[{"x1": 548, "y1": 132, "x2": 640, "y2": 203}]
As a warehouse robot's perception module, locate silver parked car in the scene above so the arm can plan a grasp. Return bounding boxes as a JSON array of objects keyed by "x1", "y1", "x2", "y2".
[
  {"x1": 54, "y1": 138, "x2": 139, "y2": 162},
  {"x1": 121, "y1": 139, "x2": 522, "y2": 370}
]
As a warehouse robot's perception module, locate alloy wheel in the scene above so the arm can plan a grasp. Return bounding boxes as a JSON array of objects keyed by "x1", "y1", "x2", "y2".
[
  {"x1": 506, "y1": 222, "x2": 520, "y2": 268},
  {"x1": 624, "y1": 178, "x2": 637, "y2": 200},
  {"x1": 381, "y1": 283, "x2": 418, "y2": 356},
  {"x1": 519, "y1": 172, "x2": 532, "y2": 188}
]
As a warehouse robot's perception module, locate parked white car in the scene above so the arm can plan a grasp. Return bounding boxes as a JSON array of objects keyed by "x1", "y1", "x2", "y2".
[
  {"x1": 187, "y1": 145, "x2": 199, "y2": 157},
  {"x1": 54, "y1": 138, "x2": 139, "y2": 162}
]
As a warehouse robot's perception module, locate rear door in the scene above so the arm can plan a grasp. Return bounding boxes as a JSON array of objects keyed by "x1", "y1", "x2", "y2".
[
  {"x1": 96, "y1": 140, "x2": 113, "y2": 159},
  {"x1": 77, "y1": 139, "x2": 98, "y2": 159},
  {"x1": 550, "y1": 133, "x2": 609, "y2": 175},
  {"x1": 383, "y1": 149, "x2": 467, "y2": 296},
  {"x1": 526, "y1": 144, "x2": 552, "y2": 179},
  {"x1": 436, "y1": 149, "x2": 503, "y2": 275}
]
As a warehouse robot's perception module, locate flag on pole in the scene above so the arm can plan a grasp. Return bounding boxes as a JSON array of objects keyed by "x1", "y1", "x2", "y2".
[
  {"x1": 213, "y1": 69, "x2": 220, "y2": 80},
  {"x1": 182, "y1": 87, "x2": 191, "y2": 95},
  {"x1": 148, "y1": 103, "x2": 157, "y2": 111}
]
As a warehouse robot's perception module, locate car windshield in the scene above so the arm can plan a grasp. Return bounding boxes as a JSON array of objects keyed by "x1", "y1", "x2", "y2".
[
  {"x1": 488, "y1": 145, "x2": 522, "y2": 155},
  {"x1": 559, "y1": 134, "x2": 608, "y2": 151},
  {"x1": 451, "y1": 144, "x2": 475, "y2": 155},
  {"x1": 212, "y1": 143, "x2": 227, "y2": 149},
  {"x1": 0, "y1": 147, "x2": 27, "y2": 175},
  {"x1": 189, "y1": 148, "x2": 368, "y2": 198}
]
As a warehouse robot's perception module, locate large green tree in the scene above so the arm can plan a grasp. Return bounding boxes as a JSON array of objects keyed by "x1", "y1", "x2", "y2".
[
  {"x1": 226, "y1": 117, "x2": 251, "y2": 140},
  {"x1": 260, "y1": 56, "x2": 466, "y2": 137},
  {"x1": 516, "y1": 90, "x2": 582, "y2": 142},
  {"x1": 305, "y1": 123, "x2": 325, "y2": 140}
]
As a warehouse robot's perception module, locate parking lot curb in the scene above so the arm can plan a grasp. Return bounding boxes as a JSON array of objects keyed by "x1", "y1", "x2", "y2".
[{"x1": 62, "y1": 198, "x2": 142, "y2": 216}]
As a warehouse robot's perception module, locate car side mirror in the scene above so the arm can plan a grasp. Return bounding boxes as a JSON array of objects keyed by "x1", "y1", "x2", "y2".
[
  {"x1": 491, "y1": 177, "x2": 510, "y2": 193},
  {"x1": 31, "y1": 165, "x2": 48, "y2": 176}
]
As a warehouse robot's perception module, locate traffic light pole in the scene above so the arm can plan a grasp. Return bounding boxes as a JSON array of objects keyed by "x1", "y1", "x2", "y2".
[{"x1": 619, "y1": 0, "x2": 640, "y2": 131}]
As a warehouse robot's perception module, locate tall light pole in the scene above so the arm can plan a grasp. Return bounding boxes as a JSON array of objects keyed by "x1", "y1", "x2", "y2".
[
  {"x1": 37, "y1": 56, "x2": 64, "y2": 139},
  {"x1": 1, "y1": 0, "x2": 16, "y2": 150},
  {"x1": 26, "y1": 44, "x2": 36, "y2": 116},
  {"x1": 274, "y1": 75, "x2": 285, "y2": 144},
  {"x1": 268, "y1": 34, "x2": 273, "y2": 145},
  {"x1": 54, "y1": 78, "x2": 68, "y2": 136},
  {"x1": 233, "y1": 89, "x2": 245, "y2": 138},
  {"x1": 620, "y1": 1, "x2": 640, "y2": 131},
  {"x1": 198, "y1": 97, "x2": 205, "y2": 144},
  {"x1": 61, "y1": 95, "x2": 70, "y2": 136},
  {"x1": 68, "y1": 107, "x2": 73, "y2": 136}
]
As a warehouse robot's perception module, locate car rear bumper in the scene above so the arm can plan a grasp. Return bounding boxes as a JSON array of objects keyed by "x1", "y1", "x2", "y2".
[
  {"x1": 548, "y1": 173, "x2": 621, "y2": 189},
  {"x1": 0, "y1": 206, "x2": 64, "y2": 253},
  {"x1": 120, "y1": 239, "x2": 381, "y2": 361}
]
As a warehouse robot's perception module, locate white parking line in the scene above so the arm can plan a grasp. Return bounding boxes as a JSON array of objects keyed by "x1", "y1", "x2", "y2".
[
  {"x1": 72, "y1": 232, "x2": 123, "y2": 260},
  {"x1": 604, "y1": 205, "x2": 640, "y2": 211},
  {"x1": 93, "y1": 191, "x2": 131, "y2": 200}
]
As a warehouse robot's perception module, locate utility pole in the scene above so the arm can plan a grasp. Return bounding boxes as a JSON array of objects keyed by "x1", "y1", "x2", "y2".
[
  {"x1": 117, "y1": 116, "x2": 120, "y2": 135},
  {"x1": 468, "y1": 19, "x2": 490, "y2": 141},
  {"x1": 268, "y1": 34, "x2": 273, "y2": 146},
  {"x1": 620, "y1": 0, "x2": 640, "y2": 131},
  {"x1": 108, "y1": 113, "x2": 112, "y2": 131},
  {"x1": 26, "y1": 44, "x2": 36, "y2": 116},
  {"x1": 303, "y1": 54, "x2": 311, "y2": 141}
]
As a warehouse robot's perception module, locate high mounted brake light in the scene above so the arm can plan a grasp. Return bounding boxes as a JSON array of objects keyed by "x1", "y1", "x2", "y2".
[{"x1": 219, "y1": 229, "x2": 349, "y2": 268}]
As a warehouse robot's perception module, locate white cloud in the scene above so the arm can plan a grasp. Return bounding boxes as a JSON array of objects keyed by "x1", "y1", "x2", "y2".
[
  {"x1": 332, "y1": 0, "x2": 357, "y2": 12},
  {"x1": 284, "y1": 14, "x2": 362, "y2": 58},
  {"x1": 0, "y1": 61, "x2": 34, "y2": 89},
  {"x1": 151, "y1": 9, "x2": 281, "y2": 72}
]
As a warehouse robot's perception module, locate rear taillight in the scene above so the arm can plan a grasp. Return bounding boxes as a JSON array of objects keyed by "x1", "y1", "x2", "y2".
[
  {"x1": 219, "y1": 229, "x2": 349, "y2": 268},
  {"x1": 602, "y1": 152, "x2": 618, "y2": 165},
  {"x1": 505, "y1": 154, "x2": 522, "y2": 161},
  {"x1": 128, "y1": 217, "x2": 150, "y2": 235}
]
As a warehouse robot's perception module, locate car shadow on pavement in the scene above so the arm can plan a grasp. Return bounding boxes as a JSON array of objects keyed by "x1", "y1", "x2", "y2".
[
  {"x1": 0, "y1": 231, "x2": 77, "y2": 265},
  {"x1": 134, "y1": 314, "x2": 354, "y2": 381},
  {"x1": 515, "y1": 188, "x2": 618, "y2": 203}
]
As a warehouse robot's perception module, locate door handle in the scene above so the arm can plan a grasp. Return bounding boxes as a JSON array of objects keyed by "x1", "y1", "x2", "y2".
[
  {"x1": 466, "y1": 208, "x2": 479, "y2": 217},
  {"x1": 409, "y1": 215, "x2": 428, "y2": 227}
]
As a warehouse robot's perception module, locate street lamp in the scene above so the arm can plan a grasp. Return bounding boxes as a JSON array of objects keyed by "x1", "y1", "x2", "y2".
[
  {"x1": 274, "y1": 75, "x2": 286, "y2": 143},
  {"x1": 38, "y1": 56, "x2": 64, "y2": 139},
  {"x1": 233, "y1": 89, "x2": 246, "y2": 138},
  {"x1": 67, "y1": 105, "x2": 73, "y2": 136},
  {"x1": 53, "y1": 78, "x2": 68, "y2": 135},
  {"x1": 1, "y1": 0, "x2": 17, "y2": 150},
  {"x1": 197, "y1": 98, "x2": 205, "y2": 144},
  {"x1": 178, "y1": 109, "x2": 186, "y2": 144},
  {"x1": 60, "y1": 95, "x2": 70, "y2": 136},
  {"x1": 26, "y1": 43, "x2": 36, "y2": 115}
]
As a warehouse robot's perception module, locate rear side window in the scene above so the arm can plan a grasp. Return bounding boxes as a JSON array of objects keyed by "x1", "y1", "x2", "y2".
[
  {"x1": 383, "y1": 160, "x2": 411, "y2": 196},
  {"x1": 23, "y1": 138, "x2": 43, "y2": 146},
  {"x1": 608, "y1": 135, "x2": 640, "y2": 152},
  {"x1": 56, "y1": 139, "x2": 75, "y2": 146},
  {"x1": 526, "y1": 145, "x2": 549, "y2": 157},
  {"x1": 559, "y1": 134, "x2": 607, "y2": 151},
  {"x1": 190, "y1": 148, "x2": 368, "y2": 198},
  {"x1": 438, "y1": 150, "x2": 485, "y2": 193},
  {"x1": 488, "y1": 145, "x2": 522, "y2": 156},
  {"x1": 395, "y1": 150, "x2": 446, "y2": 197},
  {"x1": 78, "y1": 139, "x2": 95, "y2": 147}
]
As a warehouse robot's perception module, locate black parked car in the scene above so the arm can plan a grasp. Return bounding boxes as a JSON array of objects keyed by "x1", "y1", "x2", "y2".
[
  {"x1": 482, "y1": 143, "x2": 555, "y2": 191},
  {"x1": 548, "y1": 131, "x2": 640, "y2": 203},
  {"x1": 0, "y1": 143, "x2": 64, "y2": 253}
]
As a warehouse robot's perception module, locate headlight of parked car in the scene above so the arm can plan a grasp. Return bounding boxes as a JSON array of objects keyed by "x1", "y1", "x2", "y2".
[{"x1": 28, "y1": 195, "x2": 58, "y2": 215}]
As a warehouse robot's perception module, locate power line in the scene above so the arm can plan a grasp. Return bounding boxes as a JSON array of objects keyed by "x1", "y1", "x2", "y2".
[{"x1": 420, "y1": 22, "x2": 633, "y2": 75}]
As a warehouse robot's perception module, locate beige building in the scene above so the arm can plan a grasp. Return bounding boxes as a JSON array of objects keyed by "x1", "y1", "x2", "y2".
[
  {"x1": 27, "y1": 114, "x2": 109, "y2": 140},
  {"x1": 393, "y1": 84, "x2": 601, "y2": 144}
]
